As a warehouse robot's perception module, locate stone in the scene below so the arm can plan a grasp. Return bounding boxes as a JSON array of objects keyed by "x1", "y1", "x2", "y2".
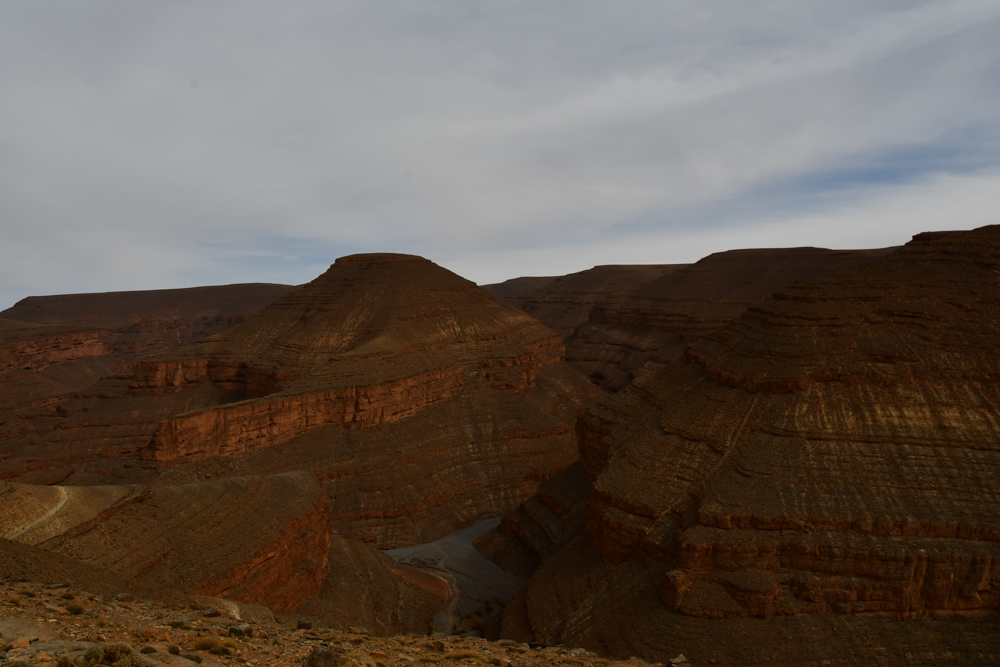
[
  {"x1": 0, "y1": 254, "x2": 599, "y2": 635},
  {"x1": 498, "y1": 225, "x2": 1000, "y2": 664},
  {"x1": 227, "y1": 624, "x2": 252, "y2": 638},
  {"x1": 0, "y1": 284, "x2": 295, "y2": 484},
  {"x1": 486, "y1": 248, "x2": 893, "y2": 392},
  {"x1": 305, "y1": 647, "x2": 349, "y2": 667}
]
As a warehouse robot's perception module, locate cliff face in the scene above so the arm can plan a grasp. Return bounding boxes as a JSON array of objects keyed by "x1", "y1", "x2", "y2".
[
  {"x1": 0, "y1": 326, "x2": 110, "y2": 374},
  {"x1": 487, "y1": 249, "x2": 894, "y2": 391},
  {"x1": 497, "y1": 226, "x2": 1000, "y2": 663},
  {"x1": 0, "y1": 254, "x2": 600, "y2": 547},
  {"x1": 0, "y1": 476, "x2": 448, "y2": 635},
  {"x1": 0, "y1": 284, "x2": 297, "y2": 378},
  {"x1": 130, "y1": 255, "x2": 573, "y2": 462},
  {"x1": 0, "y1": 256, "x2": 603, "y2": 634},
  {"x1": 0, "y1": 284, "x2": 296, "y2": 483}
]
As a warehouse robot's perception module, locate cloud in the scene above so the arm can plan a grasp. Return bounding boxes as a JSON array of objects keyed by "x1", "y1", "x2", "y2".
[{"x1": 1, "y1": 1, "x2": 999, "y2": 308}]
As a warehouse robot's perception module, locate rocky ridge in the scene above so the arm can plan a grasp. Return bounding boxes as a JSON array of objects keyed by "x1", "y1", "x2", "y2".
[
  {"x1": 486, "y1": 226, "x2": 1000, "y2": 664},
  {"x1": 0, "y1": 477, "x2": 448, "y2": 636},
  {"x1": 0, "y1": 284, "x2": 295, "y2": 485},
  {"x1": 0, "y1": 255, "x2": 601, "y2": 634},
  {"x1": 486, "y1": 249, "x2": 894, "y2": 391}
]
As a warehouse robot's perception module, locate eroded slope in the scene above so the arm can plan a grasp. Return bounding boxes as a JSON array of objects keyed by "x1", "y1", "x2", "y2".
[
  {"x1": 497, "y1": 226, "x2": 1000, "y2": 663},
  {"x1": 1, "y1": 254, "x2": 600, "y2": 548}
]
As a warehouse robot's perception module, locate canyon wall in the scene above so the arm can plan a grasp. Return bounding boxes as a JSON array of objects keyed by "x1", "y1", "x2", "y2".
[
  {"x1": 0, "y1": 254, "x2": 600, "y2": 547},
  {"x1": 486, "y1": 248, "x2": 894, "y2": 391},
  {"x1": 0, "y1": 284, "x2": 295, "y2": 484},
  {"x1": 495, "y1": 226, "x2": 1000, "y2": 663},
  {"x1": 0, "y1": 476, "x2": 449, "y2": 634}
]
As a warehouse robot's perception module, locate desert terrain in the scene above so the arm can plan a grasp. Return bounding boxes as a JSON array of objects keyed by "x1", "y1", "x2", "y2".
[{"x1": 2, "y1": 227, "x2": 999, "y2": 666}]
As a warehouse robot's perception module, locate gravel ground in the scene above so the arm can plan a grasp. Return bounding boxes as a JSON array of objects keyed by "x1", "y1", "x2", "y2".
[{"x1": 0, "y1": 577, "x2": 672, "y2": 667}]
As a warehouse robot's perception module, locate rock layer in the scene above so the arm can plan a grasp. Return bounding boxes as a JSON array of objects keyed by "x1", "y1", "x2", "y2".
[
  {"x1": 0, "y1": 284, "x2": 295, "y2": 484},
  {"x1": 0, "y1": 283, "x2": 296, "y2": 378},
  {"x1": 497, "y1": 226, "x2": 1000, "y2": 662},
  {"x1": 0, "y1": 254, "x2": 599, "y2": 548},
  {"x1": 487, "y1": 249, "x2": 894, "y2": 391},
  {"x1": 133, "y1": 254, "x2": 576, "y2": 465},
  {"x1": 484, "y1": 265, "x2": 682, "y2": 339},
  {"x1": 0, "y1": 476, "x2": 448, "y2": 634}
]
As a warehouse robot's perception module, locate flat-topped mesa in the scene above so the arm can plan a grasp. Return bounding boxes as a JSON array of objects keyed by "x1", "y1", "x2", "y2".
[
  {"x1": 485, "y1": 249, "x2": 895, "y2": 392},
  {"x1": 0, "y1": 283, "x2": 295, "y2": 393},
  {"x1": 138, "y1": 254, "x2": 570, "y2": 464},
  {"x1": 580, "y1": 224, "x2": 1000, "y2": 619}
]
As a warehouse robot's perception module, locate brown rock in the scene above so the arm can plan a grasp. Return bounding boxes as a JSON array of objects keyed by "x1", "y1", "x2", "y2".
[
  {"x1": 499, "y1": 225, "x2": 1000, "y2": 664},
  {"x1": 0, "y1": 255, "x2": 599, "y2": 635},
  {"x1": 306, "y1": 647, "x2": 350, "y2": 667},
  {"x1": 1, "y1": 254, "x2": 599, "y2": 545},
  {"x1": 488, "y1": 248, "x2": 894, "y2": 392},
  {"x1": 0, "y1": 283, "x2": 294, "y2": 484}
]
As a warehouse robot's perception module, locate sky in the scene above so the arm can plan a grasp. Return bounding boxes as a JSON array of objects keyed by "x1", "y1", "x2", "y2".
[{"x1": 2, "y1": 1, "x2": 999, "y2": 310}]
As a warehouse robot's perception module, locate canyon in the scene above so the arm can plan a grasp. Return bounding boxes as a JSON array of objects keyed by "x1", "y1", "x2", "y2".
[
  {"x1": 0, "y1": 253, "x2": 599, "y2": 636},
  {"x1": 484, "y1": 247, "x2": 894, "y2": 391},
  {"x1": 1, "y1": 230, "x2": 999, "y2": 665},
  {"x1": 484, "y1": 225, "x2": 1000, "y2": 664}
]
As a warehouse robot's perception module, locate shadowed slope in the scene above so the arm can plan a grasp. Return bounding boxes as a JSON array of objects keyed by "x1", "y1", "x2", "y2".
[
  {"x1": 0, "y1": 284, "x2": 296, "y2": 485},
  {"x1": 1, "y1": 254, "x2": 599, "y2": 547},
  {"x1": 0, "y1": 476, "x2": 448, "y2": 634},
  {"x1": 484, "y1": 265, "x2": 681, "y2": 339},
  {"x1": 497, "y1": 226, "x2": 1000, "y2": 664},
  {"x1": 488, "y1": 249, "x2": 894, "y2": 391}
]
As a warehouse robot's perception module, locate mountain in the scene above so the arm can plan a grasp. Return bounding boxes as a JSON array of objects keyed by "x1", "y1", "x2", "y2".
[
  {"x1": 486, "y1": 248, "x2": 894, "y2": 391},
  {"x1": 488, "y1": 226, "x2": 1000, "y2": 664},
  {"x1": 0, "y1": 254, "x2": 600, "y2": 633},
  {"x1": 0, "y1": 283, "x2": 296, "y2": 484}
]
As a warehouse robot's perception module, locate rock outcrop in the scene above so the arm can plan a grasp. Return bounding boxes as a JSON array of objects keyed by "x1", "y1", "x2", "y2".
[
  {"x1": 0, "y1": 254, "x2": 600, "y2": 547},
  {"x1": 484, "y1": 265, "x2": 683, "y2": 339},
  {"x1": 1, "y1": 283, "x2": 297, "y2": 378},
  {"x1": 487, "y1": 249, "x2": 894, "y2": 391},
  {"x1": 1, "y1": 579, "x2": 652, "y2": 667},
  {"x1": 495, "y1": 226, "x2": 1000, "y2": 663},
  {"x1": 0, "y1": 284, "x2": 296, "y2": 485},
  {"x1": 0, "y1": 476, "x2": 449, "y2": 634}
]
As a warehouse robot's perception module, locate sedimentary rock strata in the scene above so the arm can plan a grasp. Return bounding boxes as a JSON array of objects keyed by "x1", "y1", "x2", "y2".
[
  {"x1": 131, "y1": 254, "x2": 584, "y2": 463},
  {"x1": 0, "y1": 254, "x2": 599, "y2": 547},
  {"x1": 0, "y1": 475, "x2": 449, "y2": 634},
  {"x1": 0, "y1": 284, "x2": 296, "y2": 484},
  {"x1": 489, "y1": 248, "x2": 894, "y2": 391},
  {"x1": 0, "y1": 284, "x2": 296, "y2": 377},
  {"x1": 496, "y1": 226, "x2": 1000, "y2": 663},
  {"x1": 484, "y1": 265, "x2": 682, "y2": 339}
]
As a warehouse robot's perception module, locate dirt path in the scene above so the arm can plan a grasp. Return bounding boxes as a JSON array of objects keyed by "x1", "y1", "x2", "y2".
[{"x1": 5, "y1": 486, "x2": 69, "y2": 540}]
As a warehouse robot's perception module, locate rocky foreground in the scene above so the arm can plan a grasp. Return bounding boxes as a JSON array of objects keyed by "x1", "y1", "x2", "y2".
[{"x1": 0, "y1": 578, "x2": 675, "y2": 667}]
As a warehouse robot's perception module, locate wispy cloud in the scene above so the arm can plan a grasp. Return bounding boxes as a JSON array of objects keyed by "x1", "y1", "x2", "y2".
[{"x1": 1, "y1": 1, "x2": 999, "y2": 307}]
